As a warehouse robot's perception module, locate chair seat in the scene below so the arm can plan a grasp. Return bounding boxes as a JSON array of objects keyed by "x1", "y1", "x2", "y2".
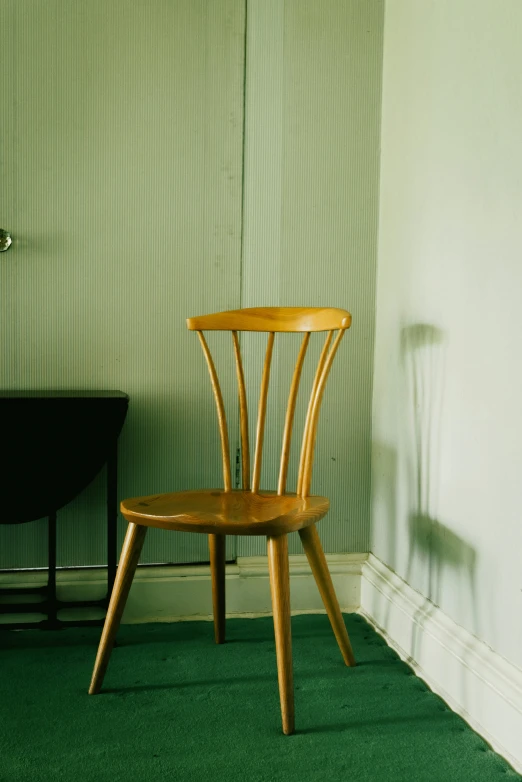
[{"x1": 120, "y1": 489, "x2": 330, "y2": 536}]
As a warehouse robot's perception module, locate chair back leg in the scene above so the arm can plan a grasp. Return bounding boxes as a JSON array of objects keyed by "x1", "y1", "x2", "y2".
[
  {"x1": 89, "y1": 522, "x2": 147, "y2": 694},
  {"x1": 209, "y1": 533, "x2": 226, "y2": 643},
  {"x1": 267, "y1": 534, "x2": 295, "y2": 735},
  {"x1": 298, "y1": 524, "x2": 356, "y2": 667}
]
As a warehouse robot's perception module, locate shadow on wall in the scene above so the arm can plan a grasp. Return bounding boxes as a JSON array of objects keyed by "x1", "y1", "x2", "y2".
[
  {"x1": 400, "y1": 324, "x2": 479, "y2": 673},
  {"x1": 371, "y1": 442, "x2": 398, "y2": 570}
]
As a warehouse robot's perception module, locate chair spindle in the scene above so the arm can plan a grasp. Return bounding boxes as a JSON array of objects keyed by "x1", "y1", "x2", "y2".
[
  {"x1": 297, "y1": 330, "x2": 333, "y2": 495},
  {"x1": 300, "y1": 329, "x2": 346, "y2": 498},
  {"x1": 197, "y1": 330, "x2": 232, "y2": 491},
  {"x1": 232, "y1": 331, "x2": 250, "y2": 490},
  {"x1": 251, "y1": 332, "x2": 275, "y2": 493},
  {"x1": 277, "y1": 332, "x2": 311, "y2": 495}
]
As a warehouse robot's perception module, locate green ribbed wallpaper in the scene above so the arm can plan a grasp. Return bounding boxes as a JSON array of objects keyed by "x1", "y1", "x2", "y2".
[
  {"x1": 0, "y1": 0, "x2": 383, "y2": 569},
  {"x1": 239, "y1": 0, "x2": 384, "y2": 556},
  {"x1": 0, "y1": 0, "x2": 245, "y2": 567}
]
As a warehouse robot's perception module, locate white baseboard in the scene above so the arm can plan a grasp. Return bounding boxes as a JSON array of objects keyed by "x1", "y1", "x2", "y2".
[
  {"x1": 360, "y1": 553, "x2": 522, "y2": 774},
  {"x1": 0, "y1": 553, "x2": 365, "y2": 624}
]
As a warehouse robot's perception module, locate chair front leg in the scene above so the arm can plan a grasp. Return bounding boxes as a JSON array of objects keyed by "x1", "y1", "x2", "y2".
[
  {"x1": 267, "y1": 533, "x2": 294, "y2": 735},
  {"x1": 209, "y1": 533, "x2": 226, "y2": 644},
  {"x1": 89, "y1": 521, "x2": 147, "y2": 694},
  {"x1": 299, "y1": 524, "x2": 356, "y2": 667}
]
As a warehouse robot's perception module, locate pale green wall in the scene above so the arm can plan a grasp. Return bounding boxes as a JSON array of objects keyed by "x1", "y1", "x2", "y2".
[
  {"x1": 0, "y1": 0, "x2": 245, "y2": 567},
  {"x1": 240, "y1": 0, "x2": 384, "y2": 556},
  {"x1": 372, "y1": 0, "x2": 522, "y2": 668},
  {"x1": 1, "y1": 0, "x2": 383, "y2": 568}
]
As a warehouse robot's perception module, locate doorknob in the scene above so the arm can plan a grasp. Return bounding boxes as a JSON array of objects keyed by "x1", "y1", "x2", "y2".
[{"x1": 0, "y1": 230, "x2": 12, "y2": 251}]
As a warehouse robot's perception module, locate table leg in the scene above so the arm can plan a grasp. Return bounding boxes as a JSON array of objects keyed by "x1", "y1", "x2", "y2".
[
  {"x1": 107, "y1": 440, "x2": 118, "y2": 598},
  {"x1": 47, "y1": 511, "x2": 58, "y2": 626}
]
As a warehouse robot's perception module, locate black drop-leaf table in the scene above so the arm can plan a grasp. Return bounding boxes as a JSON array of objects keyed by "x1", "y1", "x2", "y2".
[{"x1": 0, "y1": 390, "x2": 129, "y2": 629}]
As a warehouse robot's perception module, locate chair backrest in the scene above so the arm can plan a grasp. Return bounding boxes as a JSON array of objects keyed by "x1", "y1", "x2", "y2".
[{"x1": 186, "y1": 307, "x2": 352, "y2": 498}]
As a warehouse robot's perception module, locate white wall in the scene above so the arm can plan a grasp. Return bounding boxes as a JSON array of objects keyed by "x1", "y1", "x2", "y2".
[{"x1": 372, "y1": 0, "x2": 522, "y2": 669}]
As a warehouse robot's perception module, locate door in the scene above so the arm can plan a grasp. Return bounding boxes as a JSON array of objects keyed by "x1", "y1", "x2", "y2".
[{"x1": 0, "y1": 0, "x2": 245, "y2": 567}]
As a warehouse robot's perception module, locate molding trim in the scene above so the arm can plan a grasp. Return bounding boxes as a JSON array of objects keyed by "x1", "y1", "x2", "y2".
[
  {"x1": 0, "y1": 553, "x2": 366, "y2": 625},
  {"x1": 360, "y1": 554, "x2": 522, "y2": 774}
]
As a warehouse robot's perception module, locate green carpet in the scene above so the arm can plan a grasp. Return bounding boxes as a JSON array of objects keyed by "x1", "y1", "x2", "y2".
[{"x1": 0, "y1": 614, "x2": 519, "y2": 782}]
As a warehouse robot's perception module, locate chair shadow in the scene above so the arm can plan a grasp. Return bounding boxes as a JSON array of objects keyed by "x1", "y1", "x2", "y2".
[
  {"x1": 98, "y1": 659, "x2": 399, "y2": 700},
  {"x1": 101, "y1": 675, "x2": 272, "y2": 694},
  {"x1": 298, "y1": 711, "x2": 449, "y2": 735},
  {"x1": 400, "y1": 323, "x2": 479, "y2": 711}
]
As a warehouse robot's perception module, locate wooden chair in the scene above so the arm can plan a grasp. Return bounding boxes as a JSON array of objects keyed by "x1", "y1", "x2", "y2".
[{"x1": 88, "y1": 307, "x2": 356, "y2": 734}]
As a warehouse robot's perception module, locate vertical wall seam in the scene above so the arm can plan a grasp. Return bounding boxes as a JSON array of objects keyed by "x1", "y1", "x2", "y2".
[
  {"x1": 368, "y1": 0, "x2": 387, "y2": 552},
  {"x1": 239, "y1": 0, "x2": 248, "y2": 310}
]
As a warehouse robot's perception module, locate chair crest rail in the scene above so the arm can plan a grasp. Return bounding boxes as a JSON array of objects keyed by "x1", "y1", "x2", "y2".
[{"x1": 187, "y1": 307, "x2": 351, "y2": 333}]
